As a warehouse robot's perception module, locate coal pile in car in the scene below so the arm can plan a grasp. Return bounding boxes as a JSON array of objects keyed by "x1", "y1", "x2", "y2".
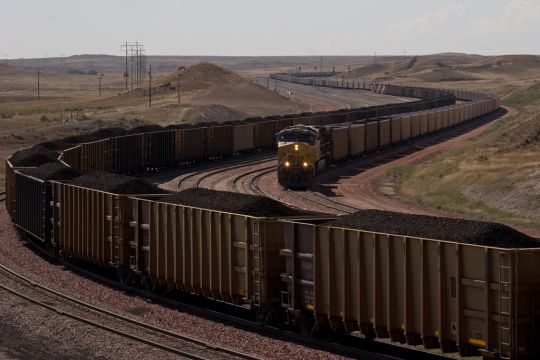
[
  {"x1": 9, "y1": 146, "x2": 59, "y2": 167},
  {"x1": 20, "y1": 162, "x2": 80, "y2": 181},
  {"x1": 63, "y1": 127, "x2": 128, "y2": 144},
  {"x1": 128, "y1": 125, "x2": 164, "y2": 134},
  {"x1": 159, "y1": 188, "x2": 303, "y2": 217},
  {"x1": 326, "y1": 209, "x2": 540, "y2": 248},
  {"x1": 70, "y1": 172, "x2": 167, "y2": 194}
]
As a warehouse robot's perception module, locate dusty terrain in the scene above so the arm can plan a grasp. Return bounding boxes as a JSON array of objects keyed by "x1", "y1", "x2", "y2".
[{"x1": 319, "y1": 53, "x2": 540, "y2": 233}]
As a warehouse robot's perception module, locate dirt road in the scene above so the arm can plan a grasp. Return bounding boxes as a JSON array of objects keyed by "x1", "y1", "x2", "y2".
[{"x1": 259, "y1": 79, "x2": 412, "y2": 111}]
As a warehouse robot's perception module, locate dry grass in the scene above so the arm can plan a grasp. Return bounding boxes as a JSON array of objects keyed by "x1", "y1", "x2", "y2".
[
  {"x1": 0, "y1": 62, "x2": 308, "y2": 159},
  {"x1": 395, "y1": 81, "x2": 540, "y2": 230}
]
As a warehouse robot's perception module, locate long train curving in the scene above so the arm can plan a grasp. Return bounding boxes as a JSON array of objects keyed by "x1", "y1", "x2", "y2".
[{"x1": 6, "y1": 77, "x2": 540, "y2": 360}]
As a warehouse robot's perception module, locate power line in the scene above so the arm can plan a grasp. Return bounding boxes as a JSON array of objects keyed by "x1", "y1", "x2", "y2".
[
  {"x1": 120, "y1": 42, "x2": 146, "y2": 91},
  {"x1": 148, "y1": 65, "x2": 152, "y2": 108}
]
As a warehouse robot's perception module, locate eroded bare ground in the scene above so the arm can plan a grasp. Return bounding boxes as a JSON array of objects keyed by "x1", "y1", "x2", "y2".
[
  {"x1": 261, "y1": 79, "x2": 413, "y2": 112},
  {"x1": 312, "y1": 106, "x2": 540, "y2": 237}
]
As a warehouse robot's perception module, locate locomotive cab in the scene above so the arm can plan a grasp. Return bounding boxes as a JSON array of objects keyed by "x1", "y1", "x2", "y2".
[{"x1": 276, "y1": 125, "x2": 322, "y2": 188}]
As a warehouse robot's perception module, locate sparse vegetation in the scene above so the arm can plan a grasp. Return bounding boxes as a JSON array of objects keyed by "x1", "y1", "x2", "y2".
[{"x1": 396, "y1": 81, "x2": 540, "y2": 229}]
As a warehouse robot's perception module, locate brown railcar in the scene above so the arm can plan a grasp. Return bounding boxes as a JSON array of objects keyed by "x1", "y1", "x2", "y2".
[
  {"x1": 174, "y1": 127, "x2": 206, "y2": 163},
  {"x1": 280, "y1": 221, "x2": 540, "y2": 359}
]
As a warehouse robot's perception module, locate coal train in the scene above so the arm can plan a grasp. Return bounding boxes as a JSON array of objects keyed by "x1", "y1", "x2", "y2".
[{"x1": 7, "y1": 80, "x2": 539, "y2": 359}]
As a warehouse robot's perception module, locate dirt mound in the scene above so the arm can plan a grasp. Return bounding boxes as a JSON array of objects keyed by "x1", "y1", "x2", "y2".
[
  {"x1": 159, "y1": 188, "x2": 304, "y2": 217},
  {"x1": 412, "y1": 68, "x2": 481, "y2": 82},
  {"x1": 345, "y1": 63, "x2": 388, "y2": 78},
  {"x1": 326, "y1": 209, "x2": 539, "y2": 248},
  {"x1": 467, "y1": 55, "x2": 540, "y2": 73},
  {"x1": 9, "y1": 146, "x2": 59, "y2": 167},
  {"x1": 159, "y1": 62, "x2": 245, "y2": 91},
  {"x1": 191, "y1": 105, "x2": 246, "y2": 124},
  {"x1": 20, "y1": 162, "x2": 81, "y2": 181},
  {"x1": 70, "y1": 172, "x2": 167, "y2": 194}
]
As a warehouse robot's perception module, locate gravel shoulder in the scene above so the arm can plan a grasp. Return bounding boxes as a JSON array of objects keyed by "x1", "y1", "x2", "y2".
[{"x1": 0, "y1": 206, "x2": 350, "y2": 360}]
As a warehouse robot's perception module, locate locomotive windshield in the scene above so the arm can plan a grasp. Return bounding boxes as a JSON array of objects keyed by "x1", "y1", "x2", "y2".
[{"x1": 278, "y1": 132, "x2": 315, "y2": 144}]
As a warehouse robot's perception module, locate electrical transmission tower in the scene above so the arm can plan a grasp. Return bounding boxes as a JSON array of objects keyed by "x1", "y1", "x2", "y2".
[{"x1": 120, "y1": 42, "x2": 146, "y2": 91}]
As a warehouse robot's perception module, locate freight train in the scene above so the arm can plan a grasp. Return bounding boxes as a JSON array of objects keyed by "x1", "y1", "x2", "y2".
[
  {"x1": 277, "y1": 125, "x2": 322, "y2": 187},
  {"x1": 7, "y1": 82, "x2": 538, "y2": 360}
]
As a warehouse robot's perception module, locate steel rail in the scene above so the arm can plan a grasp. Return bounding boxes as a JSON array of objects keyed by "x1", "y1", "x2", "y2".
[
  {"x1": 0, "y1": 264, "x2": 259, "y2": 360},
  {"x1": 173, "y1": 153, "x2": 276, "y2": 190},
  {"x1": 230, "y1": 163, "x2": 275, "y2": 194}
]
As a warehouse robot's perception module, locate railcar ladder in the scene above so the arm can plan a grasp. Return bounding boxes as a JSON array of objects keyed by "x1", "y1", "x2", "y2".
[
  {"x1": 112, "y1": 197, "x2": 121, "y2": 266},
  {"x1": 252, "y1": 221, "x2": 262, "y2": 308},
  {"x1": 498, "y1": 251, "x2": 514, "y2": 360}
]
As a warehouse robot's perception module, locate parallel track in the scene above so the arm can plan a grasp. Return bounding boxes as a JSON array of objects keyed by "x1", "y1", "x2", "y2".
[
  {"x1": 16, "y1": 237, "x2": 401, "y2": 360},
  {"x1": 174, "y1": 153, "x2": 276, "y2": 190},
  {"x1": 0, "y1": 263, "x2": 259, "y2": 360},
  {"x1": 286, "y1": 189, "x2": 361, "y2": 214}
]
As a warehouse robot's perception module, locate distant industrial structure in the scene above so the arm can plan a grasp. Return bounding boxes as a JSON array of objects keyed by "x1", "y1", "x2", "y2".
[{"x1": 120, "y1": 42, "x2": 147, "y2": 91}]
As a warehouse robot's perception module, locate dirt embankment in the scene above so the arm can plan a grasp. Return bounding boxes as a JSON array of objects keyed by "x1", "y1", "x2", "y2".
[{"x1": 364, "y1": 81, "x2": 540, "y2": 235}]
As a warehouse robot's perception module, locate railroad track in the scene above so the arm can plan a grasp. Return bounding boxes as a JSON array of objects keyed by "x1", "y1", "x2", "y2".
[
  {"x1": 245, "y1": 166, "x2": 360, "y2": 214},
  {"x1": 231, "y1": 164, "x2": 275, "y2": 195},
  {"x1": 174, "y1": 153, "x2": 276, "y2": 190},
  {"x1": 17, "y1": 238, "x2": 399, "y2": 360},
  {"x1": 0, "y1": 263, "x2": 259, "y2": 360},
  {"x1": 288, "y1": 189, "x2": 362, "y2": 215},
  {"x1": 0, "y1": 190, "x2": 5, "y2": 202}
]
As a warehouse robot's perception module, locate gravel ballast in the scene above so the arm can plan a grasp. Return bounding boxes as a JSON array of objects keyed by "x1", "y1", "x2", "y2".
[
  {"x1": 159, "y1": 188, "x2": 304, "y2": 217},
  {"x1": 325, "y1": 209, "x2": 540, "y2": 248},
  {"x1": 70, "y1": 172, "x2": 167, "y2": 194},
  {"x1": 0, "y1": 206, "x2": 348, "y2": 360}
]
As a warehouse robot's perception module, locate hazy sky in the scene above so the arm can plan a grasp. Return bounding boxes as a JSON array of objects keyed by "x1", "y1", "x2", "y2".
[{"x1": 1, "y1": 0, "x2": 538, "y2": 58}]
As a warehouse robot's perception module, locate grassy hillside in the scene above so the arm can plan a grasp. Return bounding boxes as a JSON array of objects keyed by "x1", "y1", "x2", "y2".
[{"x1": 394, "y1": 81, "x2": 540, "y2": 229}]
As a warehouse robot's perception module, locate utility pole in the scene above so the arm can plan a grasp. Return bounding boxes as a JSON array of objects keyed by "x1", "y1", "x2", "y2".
[
  {"x1": 37, "y1": 68, "x2": 40, "y2": 100},
  {"x1": 99, "y1": 74, "x2": 102, "y2": 96},
  {"x1": 320, "y1": 56, "x2": 323, "y2": 75},
  {"x1": 148, "y1": 65, "x2": 152, "y2": 108},
  {"x1": 135, "y1": 42, "x2": 139, "y2": 86},
  {"x1": 177, "y1": 75, "x2": 181, "y2": 103},
  {"x1": 124, "y1": 42, "x2": 128, "y2": 91},
  {"x1": 130, "y1": 48, "x2": 134, "y2": 91}
]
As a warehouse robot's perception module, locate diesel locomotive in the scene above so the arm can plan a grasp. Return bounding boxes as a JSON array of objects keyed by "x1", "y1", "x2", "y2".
[{"x1": 277, "y1": 125, "x2": 328, "y2": 188}]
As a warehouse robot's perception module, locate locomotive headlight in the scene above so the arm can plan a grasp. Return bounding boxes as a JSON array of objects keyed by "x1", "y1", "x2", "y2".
[
  {"x1": 285, "y1": 161, "x2": 290, "y2": 167},
  {"x1": 294, "y1": 144, "x2": 299, "y2": 151},
  {"x1": 303, "y1": 162, "x2": 308, "y2": 167}
]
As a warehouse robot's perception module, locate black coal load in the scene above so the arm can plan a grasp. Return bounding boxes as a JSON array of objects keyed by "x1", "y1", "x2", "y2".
[
  {"x1": 20, "y1": 162, "x2": 80, "y2": 181},
  {"x1": 325, "y1": 210, "x2": 540, "y2": 248},
  {"x1": 63, "y1": 127, "x2": 128, "y2": 144},
  {"x1": 159, "y1": 188, "x2": 303, "y2": 217},
  {"x1": 39, "y1": 139, "x2": 74, "y2": 151},
  {"x1": 70, "y1": 172, "x2": 167, "y2": 194},
  {"x1": 9, "y1": 146, "x2": 59, "y2": 167},
  {"x1": 128, "y1": 125, "x2": 163, "y2": 134}
]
